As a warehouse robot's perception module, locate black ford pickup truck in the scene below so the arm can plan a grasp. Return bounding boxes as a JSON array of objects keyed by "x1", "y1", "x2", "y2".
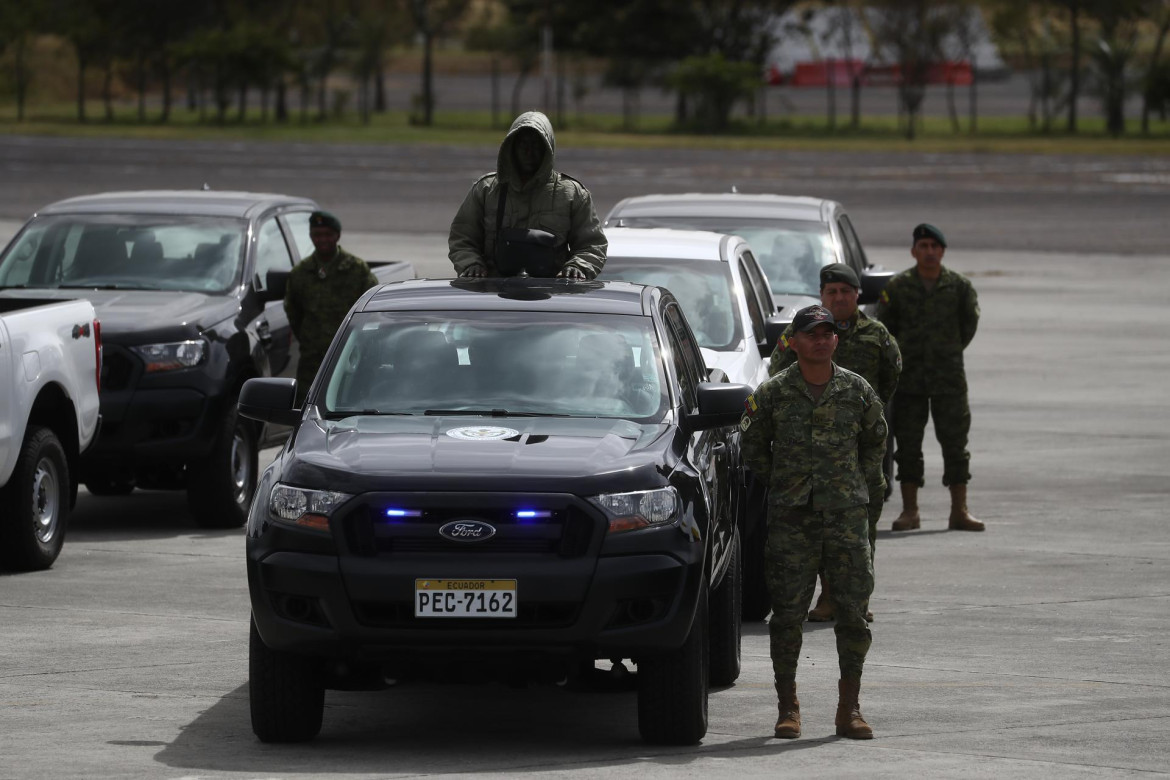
[
  {"x1": 0, "y1": 191, "x2": 412, "y2": 527},
  {"x1": 239, "y1": 277, "x2": 751, "y2": 745}
]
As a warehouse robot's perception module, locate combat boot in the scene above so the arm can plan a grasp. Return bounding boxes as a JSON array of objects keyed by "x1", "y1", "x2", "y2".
[
  {"x1": 890, "y1": 482, "x2": 920, "y2": 531},
  {"x1": 947, "y1": 484, "x2": 985, "y2": 531},
  {"x1": 774, "y1": 677, "x2": 801, "y2": 738},
  {"x1": 835, "y1": 678, "x2": 873, "y2": 739},
  {"x1": 807, "y1": 575, "x2": 835, "y2": 622}
]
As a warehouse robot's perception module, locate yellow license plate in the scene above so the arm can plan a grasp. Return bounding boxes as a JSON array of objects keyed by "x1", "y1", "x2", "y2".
[{"x1": 414, "y1": 579, "x2": 518, "y2": 618}]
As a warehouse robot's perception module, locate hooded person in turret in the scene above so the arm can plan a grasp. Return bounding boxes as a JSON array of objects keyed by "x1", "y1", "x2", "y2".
[{"x1": 448, "y1": 111, "x2": 607, "y2": 280}]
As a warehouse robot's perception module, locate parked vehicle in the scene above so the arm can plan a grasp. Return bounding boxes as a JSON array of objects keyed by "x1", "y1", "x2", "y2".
[
  {"x1": 0, "y1": 297, "x2": 101, "y2": 570},
  {"x1": 239, "y1": 277, "x2": 750, "y2": 746},
  {"x1": 598, "y1": 227, "x2": 785, "y2": 620},
  {"x1": 604, "y1": 193, "x2": 893, "y2": 317},
  {"x1": 0, "y1": 191, "x2": 413, "y2": 528}
]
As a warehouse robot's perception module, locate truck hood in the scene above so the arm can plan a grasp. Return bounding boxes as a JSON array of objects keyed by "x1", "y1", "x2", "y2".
[
  {"x1": 281, "y1": 415, "x2": 673, "y2": 494},
  {"x1": 71, "y1": 289, "x2": 239, "y2": 340}
]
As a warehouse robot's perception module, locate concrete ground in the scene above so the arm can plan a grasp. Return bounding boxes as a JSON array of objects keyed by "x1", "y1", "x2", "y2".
[{"x1": 2, "y1": 232, "x2": 1167, "y2": 778}]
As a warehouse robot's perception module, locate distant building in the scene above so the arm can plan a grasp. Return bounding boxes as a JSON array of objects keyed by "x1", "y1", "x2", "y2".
[{"x1": 766, "y1": 5, "x2": 1007, "y2": 87}]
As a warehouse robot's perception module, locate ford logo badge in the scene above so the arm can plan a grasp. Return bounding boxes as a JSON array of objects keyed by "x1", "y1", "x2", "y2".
[{"x1": 439, "y1": 519, "x2": 497, "y2": 543}]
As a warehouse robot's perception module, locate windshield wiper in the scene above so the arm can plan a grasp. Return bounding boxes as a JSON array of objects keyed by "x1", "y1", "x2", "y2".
[
  {"x1": 424, "y1": 409, "x2": 567, "y2": 418},
  {"x1": 323, "y1": 410, "x2": 413, "y2": 419}
]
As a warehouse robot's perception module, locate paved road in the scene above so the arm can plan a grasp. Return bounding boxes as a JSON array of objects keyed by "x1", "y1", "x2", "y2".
[
  {"x1": 1, "y1": 135, "x2": 1168, "y2": 256},
  {"x1": 2, "y1": 240, "x2": 1168, "y2": 778},
  {"x1": 1, "y1": 137, "x2": 1168, "y2": 777}
]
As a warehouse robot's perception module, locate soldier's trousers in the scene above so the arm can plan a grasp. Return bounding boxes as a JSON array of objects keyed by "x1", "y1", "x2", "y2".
[
  {"x1": 892, "y1": 392, "x2": 971, "y2": 487},
  {"x1": 766, "y1": 505, "x2": 873, "y2": 680}
]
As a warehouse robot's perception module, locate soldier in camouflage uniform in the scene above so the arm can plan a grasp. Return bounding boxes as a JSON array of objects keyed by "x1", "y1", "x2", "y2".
[
  {"x1": 741, "y1": 304, "x2": 886, "y2": 741},
  {"x1": 284, "y1": 211, "x2": 379, "y2": 404},
  {"x1": 770, "y1": 263, "x2": 901, "y2": 622},
  {"x1": 876, "y1": 224, "x2": 983, "y2": 532}
]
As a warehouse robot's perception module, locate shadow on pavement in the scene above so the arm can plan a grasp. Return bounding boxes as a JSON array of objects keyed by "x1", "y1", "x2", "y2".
[
  {"x1": 69, "y1": 489, "x2": 242, "y2": 542},
  {"x1": 154, "y1": 680, "x2": 814, "y2": 773}
]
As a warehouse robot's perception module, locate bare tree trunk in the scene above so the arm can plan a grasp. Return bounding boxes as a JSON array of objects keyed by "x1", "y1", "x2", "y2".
[
  {"x1": 15, "y1": 37, "x2": 26, "y2": 122},
  {"x1": 261, "y1": 85, "x2": 270, "y2": 122},
  {"x1": 1068, "y1": 3, "x2": 1080, "y2": 133},
  {"x1": 511, "y1": 67, "x2": 530, "y2": 118},
  {"x1": 422, "y1": 33, "x2": 435, "y2": 125},
  {"x1": 947, "y1": 78, "x2": 959, "y2": 133},
  {"x1": 160, "y1": 61, "x2": 172, "y2": 123},
  {"x1": 826, "y1": 58, "x2": 836, "y2": 130},
  {"x1": 1142, "y1": 12, "x2": 1170, "y2": 135},
  {"x1": 138, "y1": 52, "x2": 147, "y2": 122},
  {"x1": 276, "y1": 80, "x2": 288, "y2": 123},
  {"x1": 491, "y1": 57, "x2": 500, "y2": 128},
  {"x1": 77, "y1": 55, "x2": 88, "y2": 123},
  {"x1": 374, "y1": 50, "x2": 387, "y2": 113},
  {"x1": 238, "y1": 81, "x2": 247, "y2": 122},
  {"x1": 103, "y1": 61, "x2": 115, "y2": 122},
  {"x1": 850, "y1": 74, "x2": 861, "y2": 129},
  {"x1": 968, "y1": 56, "x2": 977, "y2": 133}
]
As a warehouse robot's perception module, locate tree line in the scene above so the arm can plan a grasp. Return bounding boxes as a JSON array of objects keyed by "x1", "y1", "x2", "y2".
[{"x1": 1, "y1": 0, "x2": 1168, "y2": 137}]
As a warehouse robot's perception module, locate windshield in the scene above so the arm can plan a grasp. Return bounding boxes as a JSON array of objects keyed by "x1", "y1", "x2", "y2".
[
  {"x1": 616, "y1": 216, "x2": 837, "y2": 297},
  {"x1": 322, "y1": 311, "x2": 668, "y2": 422},
  {"x1": 598, "y1": 258, "x2": 742, "y2": 351},
  {"x1": 0, "y1": 214, "x2": 248, "y2": 293}
]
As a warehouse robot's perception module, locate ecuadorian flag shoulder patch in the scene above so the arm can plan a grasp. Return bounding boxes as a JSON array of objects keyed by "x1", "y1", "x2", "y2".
[
  {"x1": 744, "y1": 395, "x2": 759, "y2": 416},
  {"x1": 778, "y1": 334, "x2": 790, "y2": 351},
  {"x1": 880, "y1": 289, "x2": 890, "y2": 304}
]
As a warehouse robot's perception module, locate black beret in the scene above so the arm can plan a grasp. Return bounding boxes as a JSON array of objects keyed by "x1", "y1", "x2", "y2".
[
  {"x1": 912, "y1": 223, "x2": 946, "y2": 247},
  {"x1": 820, "y1": 262, "x2": 860, "y2": 289},
  {"x1": 309, "y1": 210, "x2": 342, "y2": 233},
  {"x1": 791, "y1": 304, "x2": 836, "y2": 333}
]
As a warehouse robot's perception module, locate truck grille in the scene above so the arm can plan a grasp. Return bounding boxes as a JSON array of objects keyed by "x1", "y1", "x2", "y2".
[
  {"x1": 353, "y1": 600, "x2": 579, "y2": 628},
  {"x1": 340, "y1": 499, "x2": 599, "y2": 560}
]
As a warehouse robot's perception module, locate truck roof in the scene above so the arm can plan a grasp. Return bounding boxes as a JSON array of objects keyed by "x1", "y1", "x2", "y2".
[
  {"x1": 36, "y1": 191, "x2": 318, "y2": 220},
  {"x1": 363, "y1": 278, "x2": 658, "y2": 317}
]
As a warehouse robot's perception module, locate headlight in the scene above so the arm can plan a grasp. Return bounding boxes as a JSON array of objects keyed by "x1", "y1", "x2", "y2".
[
  {"x1": 588, "y1": 487, "x2": 679, "y2": 534},
  {"x1": 131, "y1": 340, "x2": 206, "y2": 372},
  {"x1": 269, "y1": 483, "x2": 353, "y2": 532}
]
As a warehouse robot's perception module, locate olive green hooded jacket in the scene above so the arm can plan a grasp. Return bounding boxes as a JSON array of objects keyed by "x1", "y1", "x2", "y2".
[{"x1": 448, "y1": 111, "x2": 607, "y2": 278}]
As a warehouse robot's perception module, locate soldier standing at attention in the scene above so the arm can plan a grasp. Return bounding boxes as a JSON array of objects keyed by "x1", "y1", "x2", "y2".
[
  {"x1": 770, "y1": 263, "x2": 901, "y2": 623},
  {"x1": 741, "y1": 304, "x2": 887, "y2": 741},
  {"x1": 284, "y1": 211, "x2": 379, "y2": 403},
  {"x1": 876, "y1": 224, "x2": 983, "y2": 532}
]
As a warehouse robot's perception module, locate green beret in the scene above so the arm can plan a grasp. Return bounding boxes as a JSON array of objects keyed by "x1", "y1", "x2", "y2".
[
  {"x1": 820, "y1": 262, "x2": 860, "y2": 289},
  {"x1": 912, "y1": 223, "x2": 946, "y2": 247},
  {"x1": 309, "y1": 210, "x2": 342, "y2": 233}
]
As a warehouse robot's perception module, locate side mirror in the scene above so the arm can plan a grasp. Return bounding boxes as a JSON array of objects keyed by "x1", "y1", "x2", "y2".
[
  {"x1": 239, "y1": 377, "x2": 300, "y2": 426},
  {"x1": 859, "y1": 266, "x2": 894, "y2": 305},
  {"x1": 688, "y1": 382, "x2": 752, "y2": 431},
  {"x1": 761, "y1": 315, "x2": 789, "y2": 358},
  {"x1": 257, "y1": 270, "x2": 290, "y2": 304}
]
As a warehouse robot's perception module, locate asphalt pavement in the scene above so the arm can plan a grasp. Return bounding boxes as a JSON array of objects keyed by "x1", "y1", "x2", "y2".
[
  {"x1": 2, "y1": 236, "x2": 1168, "y2": 778},
  {"x1": 0, "y1": 135, "x2": 1168, "y2": 778}
]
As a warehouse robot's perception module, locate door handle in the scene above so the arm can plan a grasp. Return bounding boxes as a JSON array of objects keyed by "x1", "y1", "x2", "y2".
[{"x1": 257, "y1": 320, "x2": 272, "y2": 346}]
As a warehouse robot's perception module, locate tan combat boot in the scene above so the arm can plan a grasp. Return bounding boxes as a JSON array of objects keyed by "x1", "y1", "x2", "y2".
[
  {"x1": 890, "y1": 482, "x2": 920, "y2": 531},
  {"x1": 947, "y1": 484, "x2": 985, "y2": 531},
  {"x1": 835, "y1": 678, "x2": 873, "y2": 739},
  {"x1": 807, "y1": 575, "x2": 835, "y2": 622},
  {"x1": 774, "y1": 677, "x2": 801, "y2": 738}
]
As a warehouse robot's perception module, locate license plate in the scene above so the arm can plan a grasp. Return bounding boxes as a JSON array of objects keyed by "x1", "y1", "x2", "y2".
[{"x1": 414, "y1": 579, "x2": 517, "y2": 618}]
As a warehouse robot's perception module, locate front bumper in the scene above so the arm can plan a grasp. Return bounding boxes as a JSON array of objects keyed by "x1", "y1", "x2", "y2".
[{"x1": 247, "y1": 491, "x2": 705, "y2": 665}]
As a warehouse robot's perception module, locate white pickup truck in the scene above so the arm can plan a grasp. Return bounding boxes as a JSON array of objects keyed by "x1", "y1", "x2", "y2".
[{"x1": 0, "y1": 298, "x2": 101, "y2": 571}]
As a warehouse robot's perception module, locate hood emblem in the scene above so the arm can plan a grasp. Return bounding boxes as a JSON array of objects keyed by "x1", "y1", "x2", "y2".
[
  {"x1": 439, "y1": 520, "x2": 497, "y2": 543},
  {"x1": 446, "y1": 426, "x2": 520, "y2": 441}
]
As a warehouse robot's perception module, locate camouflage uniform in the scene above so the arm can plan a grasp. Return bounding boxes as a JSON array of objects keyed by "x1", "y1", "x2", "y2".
[
  {"x1": 740, "y1": 364, "x2": 887, "y2": 680},
  {"x1": 448, "y1": 111, "x2": 607, "y2": 279},
  {"x1": 769, "y1": 311, "x2": 901, "y2": 552},
  {"x1": 876, "y1": 266, "x2": 979, "y2": 486},
  {"x1": 284, "y1": 246, "x2": 379, "y2": 401}
]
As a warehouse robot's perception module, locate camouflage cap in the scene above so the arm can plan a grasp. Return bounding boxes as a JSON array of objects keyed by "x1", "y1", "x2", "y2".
[
  {"x1": 819, "y1": 262, "x2": 860, "y2": 289},
  {"x1": 912, "y1": 223, "x2": 946, "y2": 247},
  {"x1": 791, "y1": 304, "x2": 836, "y2": 333},
  {"x1": 309, "y1": 210, "x2": 342, "y2": 233}
]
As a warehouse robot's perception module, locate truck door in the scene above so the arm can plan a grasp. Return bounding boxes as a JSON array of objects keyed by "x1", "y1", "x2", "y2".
[
  {"x1": 251, "y1": 217, "x2": 296, "y2": 381},
  {"x1": 0, "y1": 319, "x2": 11, "y2": 474}
]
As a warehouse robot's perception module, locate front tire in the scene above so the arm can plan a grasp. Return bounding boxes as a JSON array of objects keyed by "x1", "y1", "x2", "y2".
[
  {"x1": 187, "y1": 404, "x2": 257, "y2": 528},
  {"x1": 249, "y1": 617, "x2": 324, "y2": 743},
  {"x1": 637, "y1": 585, "x2": 709, "y2": 745},
  {"x1": 0, "y1": 427, "x2": 70, "y2": 571},
  {"x1": 709, "y1": 528, "x2": 742, "y2": 686}
]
